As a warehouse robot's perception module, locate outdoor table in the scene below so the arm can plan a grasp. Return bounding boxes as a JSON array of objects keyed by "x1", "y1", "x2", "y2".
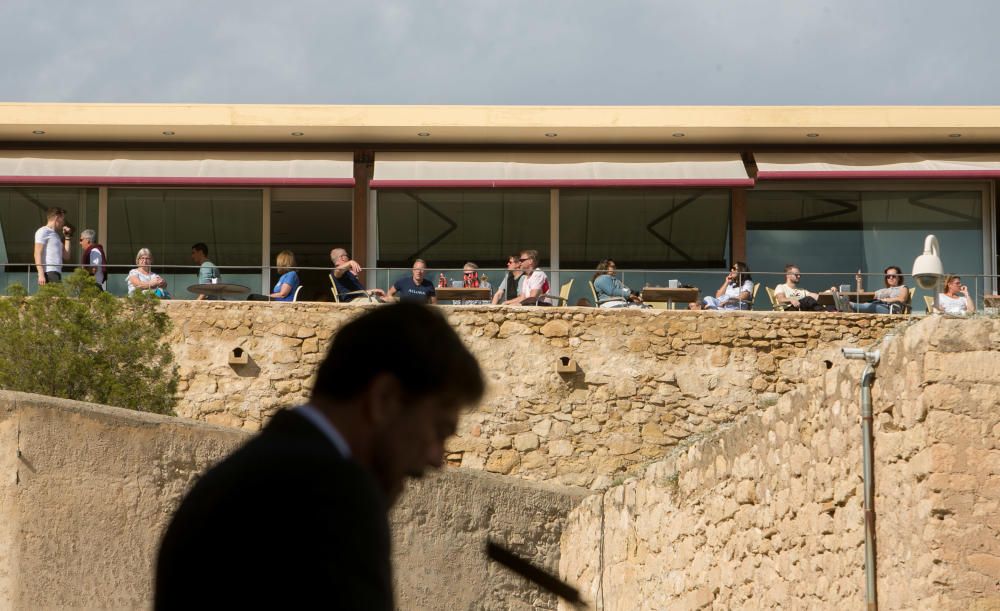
[
  {"x1": 640, "y1": 287, "x2": 699, "y2": 308},
  {"x1": 187, "y1": 283, "x2": 252, "y2": 298},
  {"x1": 436, "y1": 287, "x2": 492, "y2": 302},
  {"x1": 984, "y1": 295, "x2": 1000, "y2": 308},
  {"x1": 816, "y1": 291, "x2": 875, "y2": 307}
]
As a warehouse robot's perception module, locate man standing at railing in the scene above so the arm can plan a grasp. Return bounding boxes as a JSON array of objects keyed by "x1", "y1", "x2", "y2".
[
  {"x1": 34, "y1": 207, "x2": 72, "y2": 285},
  {"x1": 80, "y1": 229, "x2": 107, "y2": 291}
]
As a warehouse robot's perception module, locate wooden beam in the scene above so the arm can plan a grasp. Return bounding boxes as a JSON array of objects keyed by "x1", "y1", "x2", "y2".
[
  {"x1": 352, "y1": 151, "x2": 372, "y2": 271},
  {"x1": 731, "y1": 188, "x2": 747, "y2": 264}
]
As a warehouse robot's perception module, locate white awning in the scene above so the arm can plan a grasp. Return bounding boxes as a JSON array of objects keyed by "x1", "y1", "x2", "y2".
[
  {"x1": 370, "y1": 152, "x2": 753, "y2": 188},
  {"x1": 756, "y1": 153, "x2": 1000, "y2": 180},
  {"x1": 0, "y1": 151, "x2": 355, "y2": 186}
]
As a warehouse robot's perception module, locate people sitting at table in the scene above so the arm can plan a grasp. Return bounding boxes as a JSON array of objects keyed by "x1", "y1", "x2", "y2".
[
  {"x1": 504, "y1": 249, "x2": 550, "y2": 306},
  {"x1": 774, "y1": 264, "x2": 828, "y2": 311},
  {"x1": 248, "y1": 250, "x2": 300, "y2": 301},
  {"x1": 491, "y1": 254, "x2": 524, "y2": 304},
  {"x1": 698, "y1": 261, "x2": 753, "y2": 310},
  {"x1": 592, "y1": 258, "x2": 645, "y2": 308},
  {"x1": 127, "y1": 248, "x2": 169, "y2": 298},
  {"x1": 838, "y1": 266, "x2": 909, "y2": 314},
  {"x1": 458, "y1": 262, "x2": 491, "y2": 305},
  {"x1": 385, "y1": 259, "x2": 437, "y2": 304},
  {"x1": 191, "y1": 242, "x2": 220, "y2": 301},
  {"x1": 330, "y1": 247, "x2": 385, "y2": 302},
  {"x1": 936, "y1": 275, "x2": 975, "y2": 315}
]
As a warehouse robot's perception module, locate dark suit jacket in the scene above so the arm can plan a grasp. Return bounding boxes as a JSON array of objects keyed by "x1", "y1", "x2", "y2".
[{"x1": 155, "y1": 409, "x2": 393, "y2": 610}]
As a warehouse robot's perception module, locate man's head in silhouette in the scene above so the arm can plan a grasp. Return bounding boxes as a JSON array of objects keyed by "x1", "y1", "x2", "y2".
[{"x1": 310, "y1": 302, "x2": 484, "y2": 503}]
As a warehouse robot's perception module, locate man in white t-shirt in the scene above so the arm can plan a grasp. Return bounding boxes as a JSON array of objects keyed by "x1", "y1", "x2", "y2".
[
  {"x1": 34, "y1": 207, "x2": 72, "y2": 285},
  {"x1": 504, "y1": 249, "x2": 551, "y2": 306}
]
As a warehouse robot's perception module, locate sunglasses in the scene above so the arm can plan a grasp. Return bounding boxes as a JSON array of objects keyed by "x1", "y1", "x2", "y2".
[
  {"x1": 519, "y1": 258, "x2": 531, "y2": 262},
  {"x1": 885, "y1": 274, "x2": 900, "y2": 279}
]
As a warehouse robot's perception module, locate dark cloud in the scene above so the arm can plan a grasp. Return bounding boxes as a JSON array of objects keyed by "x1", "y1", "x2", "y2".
[{"x1": 1, "y1": 0, "x2": 997, "y2": 104}]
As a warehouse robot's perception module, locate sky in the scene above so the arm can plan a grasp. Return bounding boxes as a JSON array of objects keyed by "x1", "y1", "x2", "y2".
[{"x1": 1, "y1": 0, "x2": 998, "y2": 105}]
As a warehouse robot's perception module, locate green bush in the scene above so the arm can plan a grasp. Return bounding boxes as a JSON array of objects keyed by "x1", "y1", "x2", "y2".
[{"x1": 0, "y1": 269, "x2": 178, "y2": 415}]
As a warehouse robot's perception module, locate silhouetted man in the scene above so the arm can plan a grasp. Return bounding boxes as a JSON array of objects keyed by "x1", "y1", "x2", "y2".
[{"x1": 155, "y1": 304, "x2": 484, "y2": 609}]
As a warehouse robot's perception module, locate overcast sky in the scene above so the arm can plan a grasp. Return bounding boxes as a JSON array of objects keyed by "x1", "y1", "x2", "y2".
[{"x1": 1, "y1": 0, "x2": 997, "y2": 105}]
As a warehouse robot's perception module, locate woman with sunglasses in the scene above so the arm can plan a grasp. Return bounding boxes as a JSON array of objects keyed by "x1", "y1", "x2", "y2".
[
  {"x1": 127, "y1": 248, "x2": 169, "y2": 298},
  {"x1": 842, "y1": 266, "x2": 909, "y2": 314},
  {"x1": 699, "y1": 262, "x2": 753, "y2": 310}
]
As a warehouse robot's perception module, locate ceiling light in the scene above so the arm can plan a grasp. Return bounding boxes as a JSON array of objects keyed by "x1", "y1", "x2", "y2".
[
  {"x1": 417, "y1": 132, "x2": 430, "y2": 137},
  {"x1": 162, "y1": 130, "x2": 175, "y2": 136},
  {"x1": 806, "y1": 133, "x2": 820, "y2": 138},
  {"x1": 32, "y1": 130, "x2": 45, "y2": 135},
  {"x1": 544, "y1": 132, "x2": 558, "y2": 138},
  {"x1": 948, "y1": 133, "x2": 961, "y2": 138},
  {"x1": 290, "y1": 132, "x2": 305, "y2": 136},
  {"x1": 672, "y1": 132, "x2": 685, "y2": 138}
]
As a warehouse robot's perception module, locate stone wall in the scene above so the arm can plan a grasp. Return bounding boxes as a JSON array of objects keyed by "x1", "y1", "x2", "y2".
[
  {"x1": 558, "y1": 316, "x2": 1000, "y2": 610},
  {"x1": 0, "y1": 391, "x2": 589, "y2": 610},
  {"x1": 164, "y1": 302, "x2": 901, "y2": 488}
]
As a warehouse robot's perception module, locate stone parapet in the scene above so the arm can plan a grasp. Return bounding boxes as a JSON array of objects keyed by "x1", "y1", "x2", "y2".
[
  {"x1": 558, "y1": 316, "x2": 1000, "y2": 610},
  {"x1": 164, "y1": 302, "x2": 901, "y2": 488}
]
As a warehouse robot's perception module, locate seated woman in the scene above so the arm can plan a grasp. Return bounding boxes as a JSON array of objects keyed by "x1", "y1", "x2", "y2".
[
  {"x1": 844, "y1": 266, "x2": 909, "y2": 314},
  {"x1": 249, "y1": 250, "x2": 300, "y2": 301},
  {"x1": 592, "y1": 259, "x2": 645, "y2": 308},
  {"x1": 127, "y1": 248, "x2": 169, "y2": 297},
  {"x1": 936, "y1": 275, "x2": 975, "y2": 315},
  {"x1": 701, "y1": 262, "x2": 753, "y2": 310}
]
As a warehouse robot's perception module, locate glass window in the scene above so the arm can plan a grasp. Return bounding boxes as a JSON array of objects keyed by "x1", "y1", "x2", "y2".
[
  {"x1": 559, "y1": 189, "x2": 731, "y2": 269},
  {"x1": 0, "y1": 187, "x2": 98, "y2": 292},
  {"x1": 747, "y1": 189, "x2": 985, "y2": 307},
  {"x1": 108, "y1": 189, "x2": 262, "y2": 298},
  {"x1": 376, "y1": 190, "x2": 550, "y2": 268},
  {"x1": 270, "y1": 187, "x2": 353, "y2": 300}
]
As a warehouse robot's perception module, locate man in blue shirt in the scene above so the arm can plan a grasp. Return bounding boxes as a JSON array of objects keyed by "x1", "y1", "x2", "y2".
[
  {"x1": 330, "y1": 247, "x2": 385, "y2": 302},
  {"x1": 386, "y1": 259, "x2": 437, "y2": 304},
  {"x1": 191, "y1": 242, "x2": 220, "y2": 300}
]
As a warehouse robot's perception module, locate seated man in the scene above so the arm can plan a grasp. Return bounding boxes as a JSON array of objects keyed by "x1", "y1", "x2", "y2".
[
  {"x1": 191, "y1": 242, "x2": 220, "y2": 301},
  {"x1": 491, "y1": 254, "x2": 523, "y2": 304},
  {"x1": 774, "y1": 264, "x2": 827, "y2": 311},
  {"x1": 385, "y1": 259, "x2": 437, "y2": 304},
  {"x1": 503, "y1": 249, "x2": 551, "y2": 306},
  {"x1": 330, "y1": 248, "x2": 385, "y2": 302}
]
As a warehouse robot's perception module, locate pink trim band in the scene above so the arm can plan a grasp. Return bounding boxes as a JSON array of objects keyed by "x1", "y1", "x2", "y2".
[
  {"x1": 757, "y1": 170, "x2": 1000, "y2": 181},
  {"x1": 0, "y1": 176, "x2": 356, "y2": 187},
  {"x1": 370, "y1": 178, "x2": 755, "y2": 189}
]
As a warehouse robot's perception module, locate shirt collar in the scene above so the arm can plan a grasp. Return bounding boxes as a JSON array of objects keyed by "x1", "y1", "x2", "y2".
[{"x1": 294, "y1": 404, "x2": 352, "y2": 458}]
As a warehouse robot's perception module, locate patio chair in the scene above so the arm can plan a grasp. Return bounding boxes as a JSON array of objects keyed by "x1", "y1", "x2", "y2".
[
  {"x1": 291, "y1": 285, "x2": 303, "y2": 302},
  {"x1": 739, "y1": 282, "x2": 760, "y2": 310},
  {"x1": 541, "y1": 279, "x2": 574, "y2": 306},
  {"x1": 588, "y1": 280, "x2": 599, "y2": 307},
  {"x1": 923, "y1": 295, "x2": 935, "y2": 314},
  {"x1": 329, "y1": 273, "x2": 377, "y2": 303},
  {"x1": 765, "y1": 286, "x2": 791, "y2": 311}
]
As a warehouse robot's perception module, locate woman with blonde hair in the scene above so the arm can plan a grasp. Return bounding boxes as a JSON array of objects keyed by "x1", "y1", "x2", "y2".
[
  {"x1": 936, "y1": 274, "x2": 975, "y2": 315},
  {"x1": 127, "y1": 248, "x2": 169, "y2": 297},
  {"x1": 249, "y1": 250, "x2": 300, "y2": 301}
]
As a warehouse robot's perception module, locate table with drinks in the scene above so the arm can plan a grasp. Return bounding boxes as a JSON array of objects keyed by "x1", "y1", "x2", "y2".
[{"x1": 436, "y1": 272, "x2": 491, "y2": 303}]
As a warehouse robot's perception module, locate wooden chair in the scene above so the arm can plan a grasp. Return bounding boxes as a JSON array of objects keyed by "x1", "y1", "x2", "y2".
[
  {"x1": 740, "y1": 282, "x2": 760, "y2": 310},
  {"x1": 542, "y1": 279, "x2": 574, "y2": 306},
  {"x1": 588, "y1": 280, "x2": 599, "y2": 307},
  {"x1": 765, "y1": 286, "x2": 791, "y2": 311},
  {"x1": 923, "y1": 295, "x2": 935, "y2": 314}
]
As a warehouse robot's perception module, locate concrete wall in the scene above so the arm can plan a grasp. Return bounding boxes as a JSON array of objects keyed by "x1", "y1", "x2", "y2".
[
  {"x1": 163, "y1": 302, "x2": 901, "y2": 488},
  {"x1": 0, "y1": 391, "x2": 589, "y2": 609},
  {"x1": 0, "y1": 391, "x2": 247, "y2": 609},
  {"x1": 558, "y1": 316, "x2": 1000, "y2": 610}
]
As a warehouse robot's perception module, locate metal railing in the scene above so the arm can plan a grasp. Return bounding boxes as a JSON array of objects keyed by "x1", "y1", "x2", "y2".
[{"x1": 2, "y1": 263, "x2": 997, "y2": 311}]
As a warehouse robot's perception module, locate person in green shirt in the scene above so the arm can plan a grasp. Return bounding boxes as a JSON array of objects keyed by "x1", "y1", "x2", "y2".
[{"x1": 191, "y1": 242, "x2": 220, "y2": 300}]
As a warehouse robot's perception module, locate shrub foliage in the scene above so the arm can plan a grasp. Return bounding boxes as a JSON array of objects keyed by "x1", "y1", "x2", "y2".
[{"x1": 0, "y1": 269, "x2": 178, "y2": 415}]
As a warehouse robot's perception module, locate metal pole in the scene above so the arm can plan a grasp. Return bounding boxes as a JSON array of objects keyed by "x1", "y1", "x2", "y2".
[{"x1": 860, "y1": 360, "x2": 878, "y2": 611}]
